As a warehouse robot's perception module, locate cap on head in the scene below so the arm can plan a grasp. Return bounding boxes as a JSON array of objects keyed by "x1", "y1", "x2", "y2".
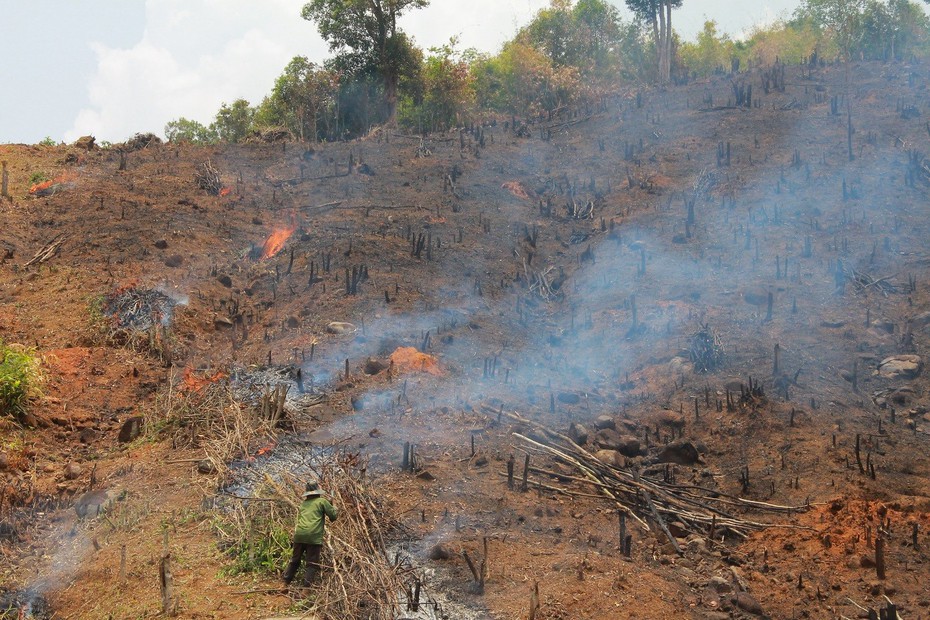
[{"x1": 302, "y1": 480, "x2": 322, "y2": 498}]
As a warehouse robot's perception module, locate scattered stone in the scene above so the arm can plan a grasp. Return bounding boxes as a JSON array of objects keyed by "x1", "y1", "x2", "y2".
[
  {"x1": 569, "y1": 422, "x2": 590, "y2": 444},
  {"x1": 656, "y1": 410, "x2": 686, "y2": 429},
  {"x1": 0, "y1": 452, "x2": 8, "y2": 470},
  {"x1": 428, "y1": 544, "x2": 452, "y2": 561},
  {"x1": 79, "y1": 428, "x2": 98, "y2": 444},
  {"x1": 74, "y1": 488, "x2": 116, "y2": 519},
  {"x1": 364, "y1": 358, "x2": 388, "y2": 375},
  {"x1": 63, "y1": 463, "x2": 82, "y2": 480},
  {"x1": 593, "y1": 414, "x2": 616, "y2": 430},
  {"x1": 593, "y1": 449, "x2": 622, "y2": 466},
  {"x1": 217, "y1": 274, "x2": 232, "y2": 288},
  {"x1": 709, "y1": 576, "x2": 732, "y2": 593},
  {"x1": 326, "y1": 321, "x2": 356, "y2": 335},
  {"x1": 557, "y1": 392, "x2": 580, "y2": 405},
  {"x1": 214, "y1": 315, "x2": 234, "y2": 329},
  {"x1": 655, "y1": 440, "x2": 702, "y2": 465},
  {"x1": 197, "y1": 460, "x2": 217, "y2": 475},
  {"x1": 286, "y1": 316, "x2": 300, "y2": 329},
  {"x1": 118, "y1": 416, "x2": 143, "y2": 443},
  {"x1": 368, "y1": 428, "x2": 380, "y2": 438},
  {"x1": 911, "y1": 310, "x2": 930, "y2": 327},
  {"x1": 732, "y1": 592, "x2": 763, "y2": 615},
  {"x1": 164, "y1": 254, "x2": 184, "y2": 268},
  {"x1": 416, "y1": 470, "x2": 435, "y2": 481},
  {"x1": 473, "y1": 455, "x2": 488, "y2": 467},
  {"x1": 154, "y1": 239, "x2": 168, "y2": 249},
  {"x1": 878, "y1": 355, "x2": 922, "y2": 379},
  {"x1": 860, "y1": 554, "x2": 876, "y2": 568}
]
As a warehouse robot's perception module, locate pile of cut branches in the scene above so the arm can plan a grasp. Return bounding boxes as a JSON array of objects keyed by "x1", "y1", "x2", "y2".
[
  {"x1": 195, "y1": 160, "x2": 222, "y2": 195},
  {"x1": 689, "y1": 323, "x2": 724, "y2": 372},
  {"x1": 493, "y1": 408, "x2": 810, "y2": 551},
  {"x1": 219, "y1": 452, "x2": 413, "y2": 620}
]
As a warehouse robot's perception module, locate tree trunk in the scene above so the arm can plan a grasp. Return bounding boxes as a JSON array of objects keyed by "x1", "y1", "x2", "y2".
[
  {"x1": 657, "y1": 3, "x2": 667, "y2": 84},
  {"x1": 665, "y1": 1, "x2": 673, "y2": 83}
]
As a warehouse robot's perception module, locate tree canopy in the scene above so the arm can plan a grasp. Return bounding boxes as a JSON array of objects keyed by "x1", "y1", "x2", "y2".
[{"x1": 301, "y1": 0, "x2": 429, "y2": 122}]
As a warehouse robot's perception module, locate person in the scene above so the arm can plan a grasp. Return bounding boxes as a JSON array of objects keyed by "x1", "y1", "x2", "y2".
[{"x1": 283, "y1": 480, "x2": 338, "y2": 590}]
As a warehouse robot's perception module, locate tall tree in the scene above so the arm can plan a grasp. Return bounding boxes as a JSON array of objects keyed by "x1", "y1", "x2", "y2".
[
  {"x1": 625, "y1": 0, "x2": 683, "y2": 84},
  {"x1": 301, "y1": 0, "x2": 429, "y2": 122}
]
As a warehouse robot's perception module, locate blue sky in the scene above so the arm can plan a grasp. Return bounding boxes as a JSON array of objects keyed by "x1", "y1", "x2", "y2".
[{"x1": 0, "y1": 1, "x2": 804, "y2": 144}]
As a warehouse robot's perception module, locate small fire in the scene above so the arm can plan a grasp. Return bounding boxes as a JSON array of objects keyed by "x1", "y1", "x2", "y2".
[
  {"x1": 260, "y1": 224, "x2": 297, "y2": 260},
  {"x1": 29, "y1": 172, "x2": 76, "y2": 195},
  {"x1": 219, "y1": 187, "x2": 231, "y2": 197},
  {"x1": 178, "y1": 367, "x2": 228, "y2": 394}
]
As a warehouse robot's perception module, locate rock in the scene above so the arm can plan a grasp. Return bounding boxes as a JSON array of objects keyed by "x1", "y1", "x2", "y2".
[
  {"x1": 326, "y1": 321, "x2": 356, "y2": 335},
  {"x1": 364, "y1": 358, "x2": 388, "y2": 375},
  {"x1": 614, "y1": 435, "x2": 642, "y2": 457},
  {"x1": 557, "y1": 392, "x2": 580, "y2": 405},
  {"x1": 213, "y1": 315, "x2": 234, "y2": 329},
  {"x1": 569, "y1": 422, "x2": 590, "y2": 444},
  {"x1": 686, "y1": 537, "x2": 706, "y2": 552},
  {"x1": 197, "y1": 459, "x2": 217, "y2": 474},
  {"x1": 879, "y1": 355, "x2": 922, "y2": 379},
  {"x1": 286, "y1": 316, "x2": 300, "y2": 329},
  {"x1": 709, "y1": 576, "x2": 732, "y2": 593},
  {"x1": 668, "y1": 521, "x2": 689, "y2": 538},
  {"x1": 911, "y1": 310, "x2": 930, "y2": 327},
  {"x1": 75, "y1": 488, "x2": 116, "y2": 519},
  {"x1": 63, "y1": 463, "x2": 82, "y2": 480},
  {"x1": 656, "y1": 410, "x2": 686, "y2": 429},
  {"x1": 860, "y1": 554, "x2": 876, "y2": 568},
  {"x1": 79, "y1": 428, "x2": 97, "y2": 444},
  {"x1": 217, "y1": 274, "x2": 233, "y2": 288},
  {"x1": 474, "y1": 455, "x2": 488, "y2": 467},
  {"x1": 416, "y1": 470, "x2": 435, "y2": 481},
  {"x1": 0, "y1": 452, "x2": 8, "y2": 470},
  {"x1": 732, "y1": 592, "x2": 763, "y2": 615},
  {"x1": 154, "y1": 239, "x2": 168, "y2": 249},
  {"x1": 164, "y1": 254, "x2": 184, "y2": 268},
  {"x1": 368, "y1": 428, "x2": 381, "y2": 438},
  {"x1": 117, "y1": 416, "x2": 143, "y2": 443},
  {"x1": 655, "y1": 440, "x2": 702, "y2": 465},
  {"x1": 593, "y1": 450, "x2": 622, "y2": 466},
  {"x1": 593, "y1": 415, "x2": 616, "y2": 430},
  {"x1": 428, "y1": 544, "x2": 452, "y2": 561}
]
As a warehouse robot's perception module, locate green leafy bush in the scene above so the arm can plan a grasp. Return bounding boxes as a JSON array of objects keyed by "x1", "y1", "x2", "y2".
[
  {"x1": 0, "y1": 341, "x2": 44, "y2": 421},
  {"x1": 38, "y1": 136, "x2": 57, "y2": 147}
]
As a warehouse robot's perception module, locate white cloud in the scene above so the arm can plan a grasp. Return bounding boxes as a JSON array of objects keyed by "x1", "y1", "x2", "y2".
[{"x1": 66, "y1": 0, "x2": 328, "y2": 142}]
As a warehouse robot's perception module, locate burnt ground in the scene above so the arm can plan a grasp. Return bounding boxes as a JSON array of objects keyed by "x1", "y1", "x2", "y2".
[{"x1": 2, "y1": 59, "x2": 930, "y2": 619}]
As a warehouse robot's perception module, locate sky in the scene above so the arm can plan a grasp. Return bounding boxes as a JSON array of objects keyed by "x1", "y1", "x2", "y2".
[{"x1": 0, "y1": 0, "x2": 804, "y2": 145}]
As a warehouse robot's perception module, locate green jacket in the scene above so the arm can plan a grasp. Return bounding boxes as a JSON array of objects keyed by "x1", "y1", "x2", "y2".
[{"x1": 293, "y1": 496, "x2": 338, "y2": 545}]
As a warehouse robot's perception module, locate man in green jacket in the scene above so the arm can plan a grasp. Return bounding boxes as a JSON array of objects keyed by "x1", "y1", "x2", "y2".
[{"x1": 283, "y1": 480, "x2": 338, "y2": 589}]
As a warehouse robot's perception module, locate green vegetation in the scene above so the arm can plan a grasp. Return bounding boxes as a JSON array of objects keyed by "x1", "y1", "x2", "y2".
[
  {"x1": 0, "y1": 340, "x2": 44, "y2": 422},
  {"x1": 216, "y1": 504, "x2": 292, "y2": 576},
  {"x1": 28, "y1": 171, "x2": 48, "y2": 186},
  {"x1": 163, "y1": 0, "x2": 930, "y2": 140},
  {"x1": 37, "y1": 136, "x2": 57, "y2": 147}
]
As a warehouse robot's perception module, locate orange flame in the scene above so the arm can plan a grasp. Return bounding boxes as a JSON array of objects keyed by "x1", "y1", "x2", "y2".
[
  {"x1": 219, "y1": 187, "x2": 231, "y2": 197},
  {"x1": 29, "y1": 172, "x2": 75, "y2": 194},
  {"x1": 179, "y1": 367, "x2": 228, "y2": 394},
  {"x1": 260, "y1": 224, "x2": 297, "y2": 260}
]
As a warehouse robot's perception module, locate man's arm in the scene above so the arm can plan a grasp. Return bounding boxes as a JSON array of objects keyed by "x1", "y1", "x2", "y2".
[{"x1": 323, "y1": 499, "x2": 338, "y2": 522}]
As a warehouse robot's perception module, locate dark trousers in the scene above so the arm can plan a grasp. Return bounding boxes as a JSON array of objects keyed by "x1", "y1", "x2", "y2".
[{"x1": 283, "y1": 542, "x2": 322, "y2": 586}]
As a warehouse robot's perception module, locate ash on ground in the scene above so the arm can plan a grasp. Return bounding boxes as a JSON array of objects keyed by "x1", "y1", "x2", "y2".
[{"x1": 0, "y1": 589, "x2": 51, "y2": 620}]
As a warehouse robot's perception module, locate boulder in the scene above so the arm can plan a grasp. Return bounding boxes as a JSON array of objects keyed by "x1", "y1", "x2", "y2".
[
  {"x1": 731, "y1": 592, "x2": 763, "y2": 615},
  {"x1": 73, "y1": 135, "x2": 96, "y2": 150},
  {"x1": 593, "y1": 414, "x2": 616, "y2": 430},
  {"x1": 118, "y1": 416, "x2": 143, "y2": 443},
  {"x1": 593, "y1": 450, "x2": 621, "y2": 466},
  {"x1": 63, "y1": 463, "x2": 82, "y2": 480},
  {"x1": 655, "y1": 440, "x2": 702, "y2": 465},
  {"x1": 197, "y1": 459, "x2": 217, "y2": 475},
  {"x1": 878, "y1": 355, "x2": 922, "y2": 379},
  {"x1": 594, "y1": 429, "x2": 643, "y2": 456},
  {"x1": 428, "y1": 543, "x2": 452, "y2": 561},
  {"x1": 326, "y1": 321, "x2": 356, "y2": 335},
  {"x1": 569, "y1": 422, "x2": 590, "y2": 445},
  {"x1": 75, "y1": 488, "x2": 116, "y2": 519}
]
